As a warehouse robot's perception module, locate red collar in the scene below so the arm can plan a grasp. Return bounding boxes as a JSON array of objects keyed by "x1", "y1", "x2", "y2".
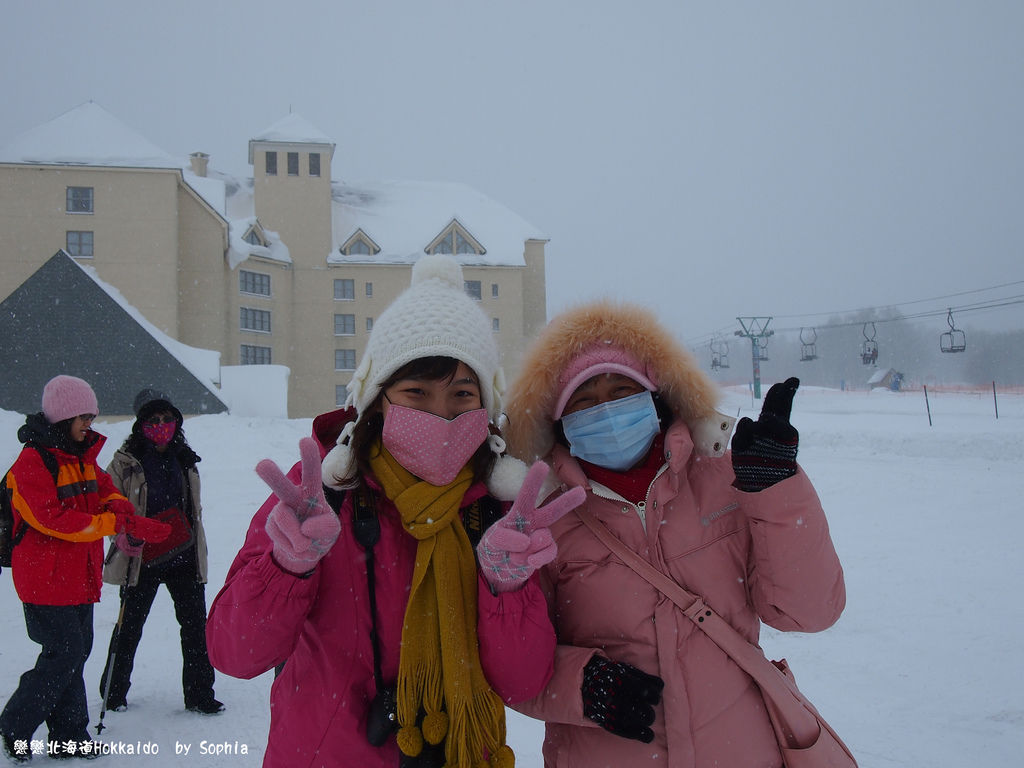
[{"x1": 578, "y1": 432, "x2": 666, "y2": 505}]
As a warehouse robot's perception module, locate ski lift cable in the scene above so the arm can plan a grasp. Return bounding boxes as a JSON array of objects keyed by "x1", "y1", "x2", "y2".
[{"x1": 769, "y1": 279, "x2": 1024, "y2": 322}]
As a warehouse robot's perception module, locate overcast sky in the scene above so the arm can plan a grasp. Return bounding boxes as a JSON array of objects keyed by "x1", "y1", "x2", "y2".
[{"x1": 3, "y1": 0, "x2": 1022, "y2": 343}]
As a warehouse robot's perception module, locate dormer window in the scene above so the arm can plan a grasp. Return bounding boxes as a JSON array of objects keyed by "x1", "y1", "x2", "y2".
[
  {"x1": 243, "y1": 223, "x2": 268, "y2": 248},
  {"x1": 340, "y1": 229, "x2": 381, "y2": 257},
  {"x1": 426, "y1": 219, "x2": 485, "y2": 257}
]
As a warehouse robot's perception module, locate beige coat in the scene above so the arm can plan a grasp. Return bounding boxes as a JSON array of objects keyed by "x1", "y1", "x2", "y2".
[{"x1": 102, "y1": 448, "x2": 208, "y2": 586}]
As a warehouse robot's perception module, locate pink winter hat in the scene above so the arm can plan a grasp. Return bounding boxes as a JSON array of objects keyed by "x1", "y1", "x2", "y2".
[
  {"x1": 553, "y1": 345, "x2": 658, "y2": 419},
  {"x1": 42, "y1": 375, "x2": 99, "y2": 424}
]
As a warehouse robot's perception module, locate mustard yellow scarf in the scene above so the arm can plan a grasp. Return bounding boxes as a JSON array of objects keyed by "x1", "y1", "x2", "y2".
[{"x1": 369, "y1": 446, "x2": 513, "y2": 768}]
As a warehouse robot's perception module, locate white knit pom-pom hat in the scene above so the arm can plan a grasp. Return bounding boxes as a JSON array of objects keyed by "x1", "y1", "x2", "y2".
[{"x1": 323, "y1": 254, "x2": 509, "y2": 489}]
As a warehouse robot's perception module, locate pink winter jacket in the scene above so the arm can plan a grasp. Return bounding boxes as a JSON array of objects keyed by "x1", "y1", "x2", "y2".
[
  {"x1": 206, "y1": 411, "x2": 557, "y2": 768},
  {"x1": 513, "y1": 420, "x2": 846, "y2": 768}
]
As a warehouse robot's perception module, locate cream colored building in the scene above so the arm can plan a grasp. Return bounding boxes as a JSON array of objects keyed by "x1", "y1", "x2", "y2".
[{"x1": 0, "y1": 103, "x2": 548, "y2": 417}]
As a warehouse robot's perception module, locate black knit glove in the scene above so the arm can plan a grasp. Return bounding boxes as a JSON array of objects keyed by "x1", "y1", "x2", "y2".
[
  {"x1": 581, "y1": 656, "x2": 664, "y2": 744},
  {"x1": 731, "y1": 377, "x2": 800, "y2": 492}
]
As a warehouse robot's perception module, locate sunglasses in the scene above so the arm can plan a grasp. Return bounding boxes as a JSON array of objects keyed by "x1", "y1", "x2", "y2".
[{"x1": 144, "y1": 415, "x2": 177, "y2": 425}]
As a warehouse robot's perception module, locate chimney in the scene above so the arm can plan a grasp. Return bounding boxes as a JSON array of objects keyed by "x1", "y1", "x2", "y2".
[{"x1": 189, "y1": 151, "x2": 210, "y2": 177}]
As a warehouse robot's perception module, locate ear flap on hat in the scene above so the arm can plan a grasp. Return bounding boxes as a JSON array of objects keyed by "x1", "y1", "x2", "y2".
[{"x1": 321, "y1": 422, "x2": 357, "y2": 489}]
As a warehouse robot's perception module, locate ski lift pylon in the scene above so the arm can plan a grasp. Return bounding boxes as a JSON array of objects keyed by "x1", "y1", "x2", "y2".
[
  {"x1": 860, "y1": 322, "x2": 878, "y2": 366},
  {"x1": 939, "y1": 309, "x2": 966, "y2": 353}
]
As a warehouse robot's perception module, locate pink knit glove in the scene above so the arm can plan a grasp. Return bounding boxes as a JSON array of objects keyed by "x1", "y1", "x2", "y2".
[
  {"x1": 114, "y1": 531, "x2": 143, "y2": 557},
  {"x1": 477, "y1": 461, "x2": 586, "y2": 592},
  {"x1": 255, "y1": 437, "x2": 341, "y2": 576}
]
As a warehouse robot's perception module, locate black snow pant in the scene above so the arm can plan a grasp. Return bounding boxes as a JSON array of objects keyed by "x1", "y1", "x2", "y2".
[
  {"x1": 98, "y1": 551, "x2": 215, "y2": 710},
  {"x1": 0, "y1": 603, "x2": 94, "y2": 747}
]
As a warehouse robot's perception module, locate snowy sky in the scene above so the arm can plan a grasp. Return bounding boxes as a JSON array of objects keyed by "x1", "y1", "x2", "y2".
[{"x1": 2, "y1": 0, "x2": 1023, "y2": 342}]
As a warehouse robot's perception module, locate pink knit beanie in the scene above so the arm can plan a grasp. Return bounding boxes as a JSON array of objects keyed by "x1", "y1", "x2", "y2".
[
  {"x1": 41, "y1": 375, "x2": 99, "y2": 424},
  {"x1": 553, "y1": 345, "x2": 658, "y2": 419}
]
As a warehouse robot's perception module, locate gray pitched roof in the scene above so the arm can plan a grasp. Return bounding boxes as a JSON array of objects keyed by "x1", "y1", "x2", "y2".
[{"x1": 0, "y1": 252, "x2": 227, "y2": 416}]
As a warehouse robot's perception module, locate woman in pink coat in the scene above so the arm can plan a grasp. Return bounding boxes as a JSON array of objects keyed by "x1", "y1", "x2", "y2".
[
  {"x1": 503, "y1": 300, "x2": 847, "y2": 768},
  {"x1": 207, "y1": 256, "x2": 581, "y2": 768}
]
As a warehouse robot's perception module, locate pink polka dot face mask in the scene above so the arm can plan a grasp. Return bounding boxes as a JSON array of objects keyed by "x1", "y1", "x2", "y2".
[{"x1": 381, "y1": 404, "x2": 490, "y2": 486}]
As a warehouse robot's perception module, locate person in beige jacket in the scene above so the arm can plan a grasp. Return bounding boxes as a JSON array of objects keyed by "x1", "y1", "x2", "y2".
[
  {"x1": 504, "y1": 300, "x2": 847, "y2": 768},
  {"x1": 99, "y1": 389, "x2": 222, "y2": 715}
]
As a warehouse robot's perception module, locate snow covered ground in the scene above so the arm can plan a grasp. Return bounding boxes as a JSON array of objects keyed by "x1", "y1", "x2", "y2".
[{"x1": 1, "y1": 385, "x2": 1021, "y2": 766}]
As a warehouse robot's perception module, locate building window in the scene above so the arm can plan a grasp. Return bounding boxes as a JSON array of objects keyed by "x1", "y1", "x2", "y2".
[
  {"x1": 240, "y1": 270, "x2": 271, "y2": 296},
  {"x1": 492, "y1": 318, "x2": 500, "y2": 332},
  {"x1": 365, "y1": 282, "x2": 373, "y2": 297},
  {"x1": 491, "y1": 283, "x2": 499, "y2": 298},
  {"x1": 66, "y1": 186, "x2": 94, "y2": 214},
  {"x1": 336, "y1": 384, "x2": 348, "y2": 407},
  {"x1": 287, "y1": 152, "x2": 299, "y2": 176},
  {"x1": 309, "y1": 153, "x2": 320, "y2": 177},
  {"x1": 426, "y1": 220, "x2": 485, "y2": 257},
  {"x1": 346, "y1": 240, "x2": 371, "y2": 256},
  {"x1": 366, "y1": 317, "x2": 374, "y2": 332},
  {"x1": 265, "y1": 151, "x2": 277, "y2": 175},
  {"x1": 464, "y1": 280, "x2": 482, "y2": 300},
  {"x1": 241, "y1": 307, "x2": 272, "y2": 333},
  {"x1": 240, "y1": 344, "x2": 272, "y2": 365},
  {"x1": 335, "y1": 349, "x2": 357, "y2": 370},
  {"x1": 334, "y1": 314, "x2": 356, "y2": 336},
  {"x1": 334, "y1": 279, "x2": 355, "y2": 300},
  {"x1": 66, "y1": 231, "x2": 93, "y2": 258},
  {"x1": 244, "y1": 230, "x2": 263, "y2": 246}
]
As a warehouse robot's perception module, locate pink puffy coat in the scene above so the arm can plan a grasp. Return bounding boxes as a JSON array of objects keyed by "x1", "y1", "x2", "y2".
[
  {"x1": 503, "y1": 301, "x2": 847, "y2": 768},
  {"x1": 206, "y1": 410, "x2": 556, "y2": 768}
]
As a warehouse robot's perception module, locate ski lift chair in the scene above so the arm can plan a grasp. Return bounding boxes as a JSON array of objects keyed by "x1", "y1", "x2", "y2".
[
  {"x1": 860, "y1": 322, "x2": 878, "y2": 366},
  {"x1": 799, "y1": 327, "x2": 818, "y2": 362},
  {"x1": 939, "y1": 309, "x2": 966, "y2": 353}
]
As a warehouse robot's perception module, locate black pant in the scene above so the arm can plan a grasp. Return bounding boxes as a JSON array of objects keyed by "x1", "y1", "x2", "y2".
[
  {"x1": 0, "y1": 603, "x2": 94, "y2": 745},
  {"x1": 98, "y1": 552, "x2": 215, "y2": 709}
]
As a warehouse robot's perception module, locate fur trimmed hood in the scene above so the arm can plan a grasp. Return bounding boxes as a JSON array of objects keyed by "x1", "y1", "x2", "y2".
[{"x1": 504, "y1": 300, "x2": 735, "y2": 463}]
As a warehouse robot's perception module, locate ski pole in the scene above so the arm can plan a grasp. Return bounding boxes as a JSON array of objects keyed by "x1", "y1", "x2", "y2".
[{"x1": 95, "y1": 582, "x2": 131, "y2": 735}]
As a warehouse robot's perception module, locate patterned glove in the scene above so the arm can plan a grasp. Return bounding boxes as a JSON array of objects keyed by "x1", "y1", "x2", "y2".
[
  {"x1": 116, "y1": 513, "x2": 171, "y2": 543},
  {"x1": 581, "y1": 656, "x2": 664, "y2": 743},
  {"x1": 731, "y1": 376, "x2": 800, "y2": 492},
  {"x1": 476, "y1": 461, "x2": 586, "y2": 592},
  {"x1": 255, "y1": 437, "x2": 341, "y2": 576},
  {"x1": 114, "y1": 530, "x2": 144, "y2": 557}
]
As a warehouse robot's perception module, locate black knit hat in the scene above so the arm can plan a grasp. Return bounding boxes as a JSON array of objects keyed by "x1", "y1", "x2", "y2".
[{"x1": 132, "y1": 388, "x2": 183, "y2": 422}]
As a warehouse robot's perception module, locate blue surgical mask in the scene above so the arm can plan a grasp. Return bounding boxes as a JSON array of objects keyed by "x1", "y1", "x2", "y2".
[{"x1": 561, "y1": 390, "x2": 661, "y2": 471}]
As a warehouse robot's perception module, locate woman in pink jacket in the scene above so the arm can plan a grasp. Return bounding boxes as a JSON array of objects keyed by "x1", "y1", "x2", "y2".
[
  {"x1": 503, "y1": 300, "x2": 847, "y2": 768},
  {"x1": 207, "y1": 255, "x2": 582, "y2": 768}
]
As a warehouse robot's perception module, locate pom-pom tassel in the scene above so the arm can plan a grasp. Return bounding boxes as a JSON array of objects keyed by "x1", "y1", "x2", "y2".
[
  {"x1": 422, "y1": 710, "x2": 449, "y2": 745},
  {"x1": 397, "y1": 725, "x2": 423, "y2": 757}
]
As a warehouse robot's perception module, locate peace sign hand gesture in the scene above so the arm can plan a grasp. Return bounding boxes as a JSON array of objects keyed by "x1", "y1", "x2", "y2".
[
  {"x1": 255, "y1": 437, "x2": 341, "y2": 575},
  {"x1": 477, "y1": 460, "x2": 586, "y2": 593}
]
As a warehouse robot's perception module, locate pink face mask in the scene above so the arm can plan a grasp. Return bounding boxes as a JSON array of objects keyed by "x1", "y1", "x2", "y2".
[
  {"x1": 142, "y1": 421, "x2": 176, "y2": 447},
  {"x1": 381, "y1": 404, "x2": 490, "y2": 486}
]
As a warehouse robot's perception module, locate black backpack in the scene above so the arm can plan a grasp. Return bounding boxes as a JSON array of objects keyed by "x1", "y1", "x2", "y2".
[{"x1": 1, "y1": 442, "x2": 60, "y2": 570}]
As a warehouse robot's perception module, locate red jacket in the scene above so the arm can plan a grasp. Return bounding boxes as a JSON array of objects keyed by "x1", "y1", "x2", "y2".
[
  {"x1": 7, "y1": 429, "x2": 133, "y2": 605},
  {"x1": 207, "y1": 410, "x2": 557, "y2": 768}
]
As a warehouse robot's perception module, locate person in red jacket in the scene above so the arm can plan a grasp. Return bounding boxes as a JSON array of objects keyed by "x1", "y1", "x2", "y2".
[{"x1": 0, "y1": 376, "x2": 170, "y2": 763}]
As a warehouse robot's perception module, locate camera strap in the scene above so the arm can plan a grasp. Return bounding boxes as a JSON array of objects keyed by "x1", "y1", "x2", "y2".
[{"x1": 351, "y1": 488, "x2": 385, "y2": 693}]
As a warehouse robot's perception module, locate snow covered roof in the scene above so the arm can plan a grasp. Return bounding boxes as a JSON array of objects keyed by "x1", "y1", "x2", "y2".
[
  {"x1": 247, "y1": 112, "x2": 335, "y2": 164},
  {"x1": 0, "y1": 101, "x2": 182, "y2": 169},
  {"x1": 1, "y1": 104, "x2": 544, "y2": 269},
  {"x1": 328, "y1": 179, "x2": 546, "y2": 267}
]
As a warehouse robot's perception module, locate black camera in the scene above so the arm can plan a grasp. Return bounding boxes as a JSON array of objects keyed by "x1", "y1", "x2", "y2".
[{"x1": 366, "y1": 685, "x2": 398, "y2": 747}]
